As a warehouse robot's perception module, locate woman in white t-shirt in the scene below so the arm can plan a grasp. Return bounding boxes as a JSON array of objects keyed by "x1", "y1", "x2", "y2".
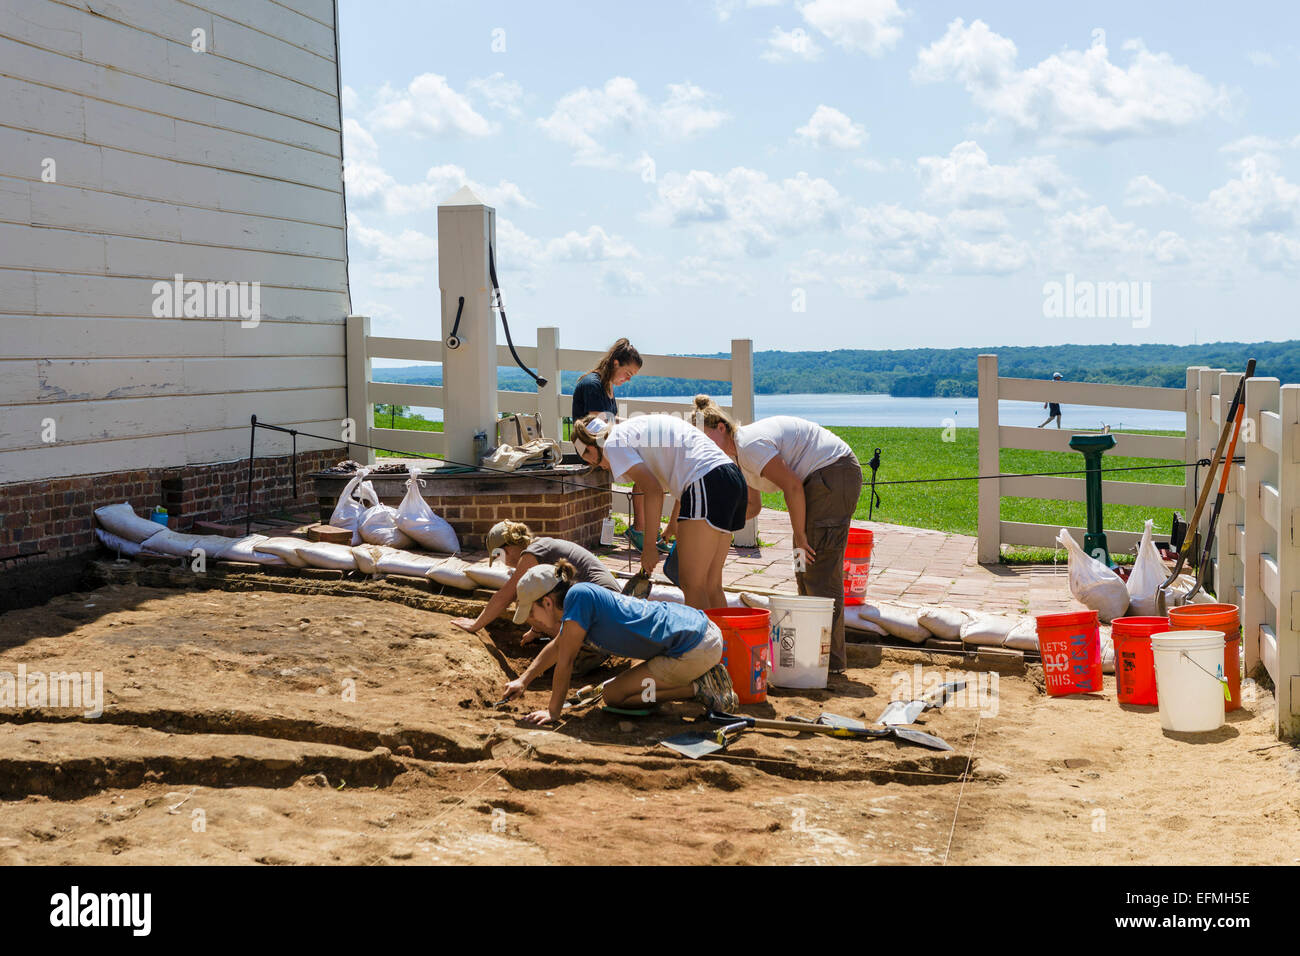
[
  {"x1": 690, "y1": 396, "x2": 862, "y2": 673},
  {"x1": 572, "y1": 412, "x2": 747, "y2": 610}
]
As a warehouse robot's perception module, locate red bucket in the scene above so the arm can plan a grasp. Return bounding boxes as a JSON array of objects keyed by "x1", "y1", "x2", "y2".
[
  {"x1": 842, "y1": 528, "x2": 873, "y2": 606},
  {"x1": 705, "y1": 607, "x2": 770, "y2": 705},
  {"x1": 1168, "y1": 603, "x2": 1241, "y2": 712},
  {"x1": 1035, "y1": 610, "x2": 1101, "y2": 696},
  {"x1": 1111, "y1": 616, "x2": 1167, "y2": 706}
]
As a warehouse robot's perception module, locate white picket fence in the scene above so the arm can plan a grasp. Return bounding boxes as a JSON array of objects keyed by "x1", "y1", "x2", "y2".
[{"x1": 346, "y1": 315, "x2": 758, "y2": 543}]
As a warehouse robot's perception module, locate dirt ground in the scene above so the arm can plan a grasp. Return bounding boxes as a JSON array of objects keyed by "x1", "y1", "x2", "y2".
[{"x1": 1, "y1": 576, "x2": 1298, "y2": 866}]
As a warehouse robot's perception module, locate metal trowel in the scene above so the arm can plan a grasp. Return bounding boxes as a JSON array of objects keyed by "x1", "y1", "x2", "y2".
[{"x1": 873, "y1": 679, "x2": 966, "y2": 726}]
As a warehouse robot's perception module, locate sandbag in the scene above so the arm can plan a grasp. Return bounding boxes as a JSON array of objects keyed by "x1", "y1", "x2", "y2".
[
  {"x1": 351, "y1": 544, "x2": 398, "y2": 575},
  {"x1": 1126, "y1": 519, "x2": 1165, "y2": 617},
  {"x1": 374, "y1": 549, "x2": 443, "y2": 578},
  {"x1": 725, "y1": 591, "x2": 746, "y2": 608},
  {"x1": 295, "y1": 541, "x2": 358, "y2": 571},
  {"x1": 94, "y1": 502, "x2": 167, "y2": 543},
  {"x1": 329, "y1": 469, "x2": 376, "y2": 546},
  {"x1": 1057, "y1": 528, "x2": 1129, "y2": 623},
  {"x1": 95, "y1": 528, "x2": 143, "y2": 556},
  {"x1": 394, "y1": 467, "x2": 460, "y2": 553},
  {"x1": 649, "y1": 584, "x2": 685, "y2": 604},
  {"x1": 358, "y1": 501, "x2": 413, "y2": 549},
  {"x1": 917, "y1": 606, "x2": 969, "y2": 640},
  {"x1": 739, "y1": 592, "x2": 770, "y2": 610},
  {"x1": 856, "y1": 603, "x2": 929, "y2": 643},
  {"x1": 217, "y1": 534, "x2": 288, "y2": 566},
  {"x1": 1100, "y1": 631, "x2": 1116, "y2": 675},
  {"x1": 1003, "y1": 617, "x2": 1039, "y2": 651},
  {"x1": 427, "y1": 556, "x2": 477, "y2": 589},
  {"x1": 1158, "y1": 573, "x2": 1197, "y2": 608},
  {"x1": 960, "y1": 614, "x2": 1022, "y2": 647},
  {"x1": 844, "y1": 607, "x2": 887, "y2": 637},
  {"x1": 253, "y1": 537, "x2": 310, "y2": 567},
  {"x1": 140, "y1": 529, "x2": 230, "y2": 559},
  {"x1": 463, "y1": 562, "x2": 513, "y2": 590}
]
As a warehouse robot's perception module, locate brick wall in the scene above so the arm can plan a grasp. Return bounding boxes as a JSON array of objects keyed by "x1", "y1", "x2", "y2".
[{"x1": 0, "y1": 450, "x2": 337, "y2": 564}]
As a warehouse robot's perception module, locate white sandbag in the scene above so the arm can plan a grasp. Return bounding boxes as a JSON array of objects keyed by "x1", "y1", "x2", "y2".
[
  {"x1": 844, "y1": 606, "x2": 887, "y2": 636},
  {"x1": 394, "y1": 467, "x2": 460, "y2": 553},
  {"x1": 917, "y1": 606, "x2": 970, "y2": 640},
  {"x1": 374, "y1": 549, "x2": 443, "y2": 578},
  {"x1": 739, "y1": 592, "x2": 770, "y2": 610},
  {"x1": 463, "y1": 562, "x2": 513, "y2": 590},
  {"x1": 856, "y1": 603, "x2": 929, "y2": 643},
  {"x1": 725, "y1": 591, "x2": 746, "y2": 608},
  {"x1": 95, "y1": 528, "x2": 143, "y2": 556},
  {"x1": 1100, "y1": 633, "x2": 1116, "y2": 675},
  {"x1": 295, "y1": 541, "x2": 358, "y2": 571},
  {"x1": 1126, "y1": 519, "x2": 1165, "y2": 617},
  {"x1": 1003, "y1": 617, "x2": 1039, "y2": 651},
  {"x1": 217, "y1": 534, "x2": 287, "y2": 566},
  {"x1": 94, "y1": 503, "x2": 167, "y2": 543},
  {"x1": 358, "y1": 501, "x2": 413, "y2": 549},
  {"x1": 427, "y1": 556, "x2": 478, "y2": 589},
  {"x1": 351, "y1": 544, "x2": 398, "y2": 575},
  {"x1": 960, "y1": 614, "x2": 1022, "y2": 647},
  {"x1": 253, "y1": 537, "x2": 310, "y2": 567},
  {"x1": 1057, "y1": 528, "x2": 1130, "y2": 623},
  {"x1": 139, "y1": 529, "x2": 229, "y2": 558},
  {"x1": 649, "y1": 584, "x2": 685, "y2": 604},
  {"x1": 328, "y1": 469, "x2": 376, "y2": 546},
  {"x1": 1158, "y1": 573, "x2": 1197, "y2": 608}
]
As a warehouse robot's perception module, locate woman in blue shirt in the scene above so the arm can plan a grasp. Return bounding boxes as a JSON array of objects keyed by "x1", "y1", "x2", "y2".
[
  {"x1": 571, "y1": 338, "x2": 641, "y2": 422},
  {"x1": 499, "y1": 559, "x2": 738, "y2": 724}
]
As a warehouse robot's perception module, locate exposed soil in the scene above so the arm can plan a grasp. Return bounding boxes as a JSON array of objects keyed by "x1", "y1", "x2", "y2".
[{"x1": 1, "y1": 578, "x2": 1297, "y2": 865}]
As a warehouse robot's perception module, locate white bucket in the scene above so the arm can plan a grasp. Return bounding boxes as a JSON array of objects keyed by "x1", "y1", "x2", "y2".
[
  {"x1": 768, "y1": 594, "x2": 834, "y2": 689},
  {"x1": 1151, "y1": 630, "x2": 1226, "y2": 733}
]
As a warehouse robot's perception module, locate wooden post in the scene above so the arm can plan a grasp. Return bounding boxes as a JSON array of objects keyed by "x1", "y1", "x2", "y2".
[
  {"x1": 345, "y1": 314, "x2": 374, "y2": 465},
  {"x1": 1277, "y1": 384, "x2": 1300, "y2": 737},
  {"x1": 1243, "y1": 378, "x2": 1278, "y2": 682},
  {"x1": 438, "y1": 186, "x2": 499, "y2": 466},
  {"x1": 977, "y1": 354, "x2": 1000, "y2": 564},
  {"x1": 537, "y1": 326, "x2": 561, "y2": 444},
  {"x1": 731, "y1": 338, "x2": 758, "y2": 547}
]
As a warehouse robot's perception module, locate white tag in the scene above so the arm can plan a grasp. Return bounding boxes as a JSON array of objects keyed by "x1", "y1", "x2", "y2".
[{"x1": 600, "y1": 516, "x2": 615, "y2": 546}]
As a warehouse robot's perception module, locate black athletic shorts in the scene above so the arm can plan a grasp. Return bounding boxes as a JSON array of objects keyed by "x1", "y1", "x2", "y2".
[{"x1": 678, "y1": 462, "x2": 748, "y2": 533}]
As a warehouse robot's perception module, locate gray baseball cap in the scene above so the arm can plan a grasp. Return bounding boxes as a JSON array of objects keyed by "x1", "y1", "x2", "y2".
[{"x1": 512, "y1": 563, "x2": 562, "y2": 624}]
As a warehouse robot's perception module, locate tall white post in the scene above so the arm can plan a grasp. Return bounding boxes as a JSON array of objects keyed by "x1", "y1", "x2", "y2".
[
  {"x1": 1277, "y1": 384, "x2": 1300, "y2": 737},
  {"x1": 537, "y1": 326, "x2": 561, "y2": 442},
  {"x1": 1243, "y1": 377, "x2": 1278, "y2": 678},
  {"x1": 1216, "y1": 371, "x2": 1244, "y2": 601},
  {"x1": 1185, "y1": 366, "x2": 1206, "y2": 519},
  {"x1": 438, "y1": 187, "x2": 498, "y2": 466},
  {"x1": 977, "y1": 354, "x2": 1000, "y2": 564},
  {"x1": 1196, "y1": 367, "x2": 1226, "y2": 548},
  {"x1": 731, "y1": 338, "x2": 758, "y2": 547},
  {"x1": 345, "y1": 314, "x2": 374, "y2": 465}
]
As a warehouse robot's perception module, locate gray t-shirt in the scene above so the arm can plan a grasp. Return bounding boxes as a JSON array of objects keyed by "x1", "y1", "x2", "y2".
[
  {"x1": 525, "y1": 537, "x2": 619, "y2": 591},
  {"x1": 734, "y1": 416, "x2": 853, "y2": 494}
]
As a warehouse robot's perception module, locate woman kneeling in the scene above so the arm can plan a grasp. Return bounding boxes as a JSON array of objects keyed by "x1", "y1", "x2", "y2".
[{"x1": 500, "y1": 559, "x2": 738, "y2": 725}]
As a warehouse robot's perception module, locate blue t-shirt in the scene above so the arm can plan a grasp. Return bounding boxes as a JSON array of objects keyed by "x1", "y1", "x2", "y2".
[
  {"x1": 571, "y1": 372, "x2": 617, "y2": 421},
  {"x1": 561, "y1": 583, "x2": 708, "y2": 660}
]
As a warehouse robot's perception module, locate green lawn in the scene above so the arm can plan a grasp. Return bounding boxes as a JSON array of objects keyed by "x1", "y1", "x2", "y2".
[
  {"x1": 372, "y1": 411, "x2": 443, "y2": 459},
  {"x1": 758, "y1": 426, "x2": 1186, "y2": 561}
]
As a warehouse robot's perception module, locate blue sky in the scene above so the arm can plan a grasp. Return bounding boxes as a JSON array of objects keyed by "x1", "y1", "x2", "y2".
[{"x1": 337, "y1": 1, "x2": 1300, "y2": 360}]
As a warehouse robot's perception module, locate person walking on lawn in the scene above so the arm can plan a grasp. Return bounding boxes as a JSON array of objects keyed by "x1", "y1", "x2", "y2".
[
  {"x1": 448, "y1": 520, "x2": 619, "y2": 674},
  {"x1": 691, "y1": 396, "x2": 861, "y2": 674},
  {"x1": 499, "y1": 559, "x2": 738, "y2": 725},
  {"x1": 1038, "y1": 372, "x2": 1064, "y2": 428},
  {"x1": 572, "y1": 412, "x2": 746, "y2": 610}
]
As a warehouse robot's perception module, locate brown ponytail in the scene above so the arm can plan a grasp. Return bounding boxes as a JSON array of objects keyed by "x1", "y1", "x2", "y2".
[
  {"x1": 547, "y1": 558, "x2": 578, "y2": 606},
  {"x1": 688, "y1": 394, "x2": 736, "y2": 435},
  {"x1": 590, "y1": 338, "x2": 643, "y2": 391}
]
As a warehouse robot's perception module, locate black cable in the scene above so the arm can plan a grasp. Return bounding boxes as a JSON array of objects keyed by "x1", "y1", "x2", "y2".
[{"x1": 488, "y1": 245, "x2": 547, "y2": 388}]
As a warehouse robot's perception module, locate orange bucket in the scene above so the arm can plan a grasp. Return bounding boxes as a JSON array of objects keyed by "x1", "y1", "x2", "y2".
[
  {"x1": 1035, "y1": 610, "x2": 1101, "y2": 696},
  {"x1": 705, "y1": 607, "x2": 770, "y2": 705},
  {"x1": 1168, "y1": 603, "x2": 1241, "y2": 712},
  {"x1": 843, "y1": 528, "x2": 873, "y2": 606},
  {"x1": 1110, "y1": 616, "x2": 1168, "y2": 706}
]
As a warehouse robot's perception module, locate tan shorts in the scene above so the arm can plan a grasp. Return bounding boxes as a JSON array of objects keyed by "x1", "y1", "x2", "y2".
[{"x1": 644, "y1": 621, "x2": 724, "y2": 687}]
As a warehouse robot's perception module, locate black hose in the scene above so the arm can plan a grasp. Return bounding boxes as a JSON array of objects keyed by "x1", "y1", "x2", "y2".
[{"x1": 488, "y1": 244, "x2": 547, "y2": 388}]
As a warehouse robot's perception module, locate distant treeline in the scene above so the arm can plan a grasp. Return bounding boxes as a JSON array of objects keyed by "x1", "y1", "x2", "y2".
[{"x1": 372, "y1": 340, "x2": 1299, "y2": 398}]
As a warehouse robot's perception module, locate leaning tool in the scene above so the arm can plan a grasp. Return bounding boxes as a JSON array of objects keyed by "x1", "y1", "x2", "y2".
[
  {"x1": 874, "y1": 679, "x2": 966, "y2": 726},
  {"x1": 706, "y1": 711, "x2": 953, "y2": 752},
  {"x1": 620, "y1": 572, "x2": 652, "y2": 599}
]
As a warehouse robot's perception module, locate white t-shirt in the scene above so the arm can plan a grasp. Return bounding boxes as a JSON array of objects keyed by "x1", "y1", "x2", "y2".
[
  {"x1": 602, "y1": 414, "x2": 733, "y2": 497},
  {"x1": 733, "y1": 416, "x2": 853, "y2": 494}
]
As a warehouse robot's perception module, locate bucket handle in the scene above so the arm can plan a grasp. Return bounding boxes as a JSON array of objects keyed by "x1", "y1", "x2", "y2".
[{"x1": 1179, "y1": 651, "x2": 1232, "y2": 702}]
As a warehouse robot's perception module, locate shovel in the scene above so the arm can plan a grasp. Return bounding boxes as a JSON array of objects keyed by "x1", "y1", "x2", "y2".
[
  {"x1": 660, "y1": 720, "x2": 749, "y2": 759},
  {"x1": 620, "y1": 572, "x2": 651, "y2": 599},
  {"x1": 707, "y1": 711, "x2": 954, "y2": 752},
  {"x1": 874, "y1": 679, "x2": 966, "y2": 726}
]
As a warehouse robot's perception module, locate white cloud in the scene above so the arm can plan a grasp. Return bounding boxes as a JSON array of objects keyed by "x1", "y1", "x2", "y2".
[
  {"x1": 762, "y1": 26, "x2": 823, "y2": 62},
  {"x1": 1220, "y1": 133, "x2": 1300, "y2": 154},
  {"x1": 914, "y1": 19, "x2": 1230, "y2": 142},
  {"x1": 945, "y1": 208, "x2": 1011, "y2": 234},
  {"x1": 600, "y1": 266, "x2": 655, "y2": 296},
  {"x1": 1202, "y1": 155, "x2": 1300, "y2": 234},
  {"x1": 538, "y1": 77, "x2": 727, "y2": 170},
  {"x1": 1124, "y1": 174, "x2": 1184, "y2": 207},
  {"x1": 836, "y1": 271, "x2": 907, "y2": 298},
  {"x1": 714, "y1": 0, "x2": 784, "y2": 21},
  {"x1": 916, "y1": 141, "x2": 1076, "y2": 209},
  {"x1": 1043, "y1": 205, "x2": 1191, "y2": 271},
  {"x1": 349, "y1": 218, "x2": 438, "y2": 288},
  {"x1": 1247, "y1": 50, "x2": 1279, "y2": 68},
  {"x1": 796, "y1": 105, "x2": 867, "y2": 149},
  {"x1": 800, "y1": 0, "x2": 906, "y2": 57},
  {"x1": 368, "y1": 73, "x2": 494, "y2": 138},
  {"x1": 546, "y1": 226, "x2": 639, "y2": 262},
  {"x1": 467, "y1": 72, "x2": 524, "y2": 116}
]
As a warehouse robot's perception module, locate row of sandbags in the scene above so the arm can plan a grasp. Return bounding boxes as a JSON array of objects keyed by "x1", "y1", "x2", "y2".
[{"x1": 327, "y1": 466, "x2": 459, "y2": 553}]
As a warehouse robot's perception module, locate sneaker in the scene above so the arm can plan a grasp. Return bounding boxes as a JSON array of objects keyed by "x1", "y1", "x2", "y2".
[
  {"x1": 692, "y1": 663, "x2": 739, "y2": 713},
  {"x1": 626, "y1": 528, "x2": 645, "y2": 550}
]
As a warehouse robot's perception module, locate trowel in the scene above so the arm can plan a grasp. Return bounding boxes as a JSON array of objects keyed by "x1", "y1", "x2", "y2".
[{"x1": 874, "y1": 679, "x2": 966, "y2": 726}]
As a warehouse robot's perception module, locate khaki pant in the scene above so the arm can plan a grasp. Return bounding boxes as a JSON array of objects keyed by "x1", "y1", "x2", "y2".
[{"x1": 794, "y1": 454, "x2": 862, "y2": 672}]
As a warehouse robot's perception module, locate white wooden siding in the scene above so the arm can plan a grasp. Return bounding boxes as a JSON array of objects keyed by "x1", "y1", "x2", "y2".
[{"x1": 0, "y1": 0, "x2": 348, "y2": 486}]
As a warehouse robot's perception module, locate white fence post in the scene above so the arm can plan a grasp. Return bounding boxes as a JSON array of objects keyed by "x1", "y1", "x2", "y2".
[
  {"x1": 977, "y1": 354, "x2": 1000, "y2": 564},
  {"x1": 345, "y1": 314, "x2": 374, "y2": 466},
  {"x1": 730, "y1": 338, "x2": 758, "y2": 547},
  {"x1": 1215, "y1": 371, "x2": 1245, "y2": 602},
  {"x1": 1196, "y1": 367, "x2": 1226, "y2": 549},
  {"x1": 1185, "y1": 366, "x2": 1206, "y2": 519},
  {"x1": 1277, "y1": 384, "x2": 1299, "y2": 737},
  {"x1": 1243, "y1": 377, "x2": 1278, "y2": 681},
  {"x1": 537, "y1": 326, "x2": 561, "y2": 443}
]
